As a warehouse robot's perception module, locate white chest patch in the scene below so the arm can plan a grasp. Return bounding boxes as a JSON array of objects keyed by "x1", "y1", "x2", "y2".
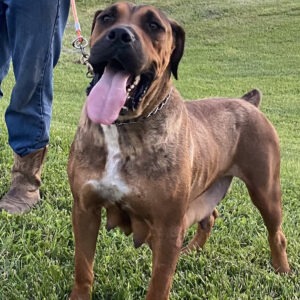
[{"x1": 87, "y1": 125, "x2": 131, "y2": 202}]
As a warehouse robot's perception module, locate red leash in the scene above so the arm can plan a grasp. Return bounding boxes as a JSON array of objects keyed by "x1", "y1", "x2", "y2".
[
  {"x1": 71, "y1": 0, "x2": 81, "y2": 40},
  {"x1": 71, "y1": 0, "x2": 87, "y2": 47},
  {"x1": 70, "y1": 0, "x2": 93, "y2": 77}
]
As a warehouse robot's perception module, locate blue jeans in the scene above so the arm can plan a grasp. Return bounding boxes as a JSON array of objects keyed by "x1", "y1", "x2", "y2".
[{"x1": 0, "y1": 0, "x2": 70, "y2": 156}]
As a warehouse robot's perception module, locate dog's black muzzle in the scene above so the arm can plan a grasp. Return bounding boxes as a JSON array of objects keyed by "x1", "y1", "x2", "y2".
[{"x1": 89, "y1": 26, "x2": 145, "y2": 76}]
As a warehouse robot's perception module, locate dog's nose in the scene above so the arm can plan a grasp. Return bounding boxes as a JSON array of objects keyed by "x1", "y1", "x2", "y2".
[{"x1": 106, "y1": 27, "x2": 136, "y2": 45}]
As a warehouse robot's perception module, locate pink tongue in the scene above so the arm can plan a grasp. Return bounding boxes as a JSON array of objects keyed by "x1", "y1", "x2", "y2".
[{"x1": 86, "y1": 67, "x2": 130, "y2": 125}]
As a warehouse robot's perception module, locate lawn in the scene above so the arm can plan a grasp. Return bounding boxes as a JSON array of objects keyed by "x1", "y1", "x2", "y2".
[{"x1": 0, "y1": 0, "x2": 299, "y2": 299}]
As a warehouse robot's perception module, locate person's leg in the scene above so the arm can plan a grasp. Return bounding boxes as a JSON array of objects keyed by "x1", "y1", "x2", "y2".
[
  {"x1": 5, "y1": 0, "x2": 70, "y2": 155},
  {"x1": 0, "y1": 1, "x2": 11, "y2": 99},
  {"x1": 0, "y1": 0, "x2": 70, "y2": 213}
]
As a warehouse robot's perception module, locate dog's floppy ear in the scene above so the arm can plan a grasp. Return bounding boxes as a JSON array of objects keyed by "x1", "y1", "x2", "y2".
[
  {"x1": 91, "y1": 10, "x2": 102, "y2": 34},
  {"x1": 170, "y1": 20, "x2": 185, "y2": 80}
]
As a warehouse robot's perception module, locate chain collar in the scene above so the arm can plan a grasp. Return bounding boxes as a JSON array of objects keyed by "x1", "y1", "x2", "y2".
[{"x1": 114, "y1": 90, "x2": 172, "y2": 126}]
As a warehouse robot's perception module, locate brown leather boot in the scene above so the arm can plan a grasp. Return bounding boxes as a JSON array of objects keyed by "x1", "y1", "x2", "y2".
[{"x1": 0, "y1": 147, "x2": 48, "y2": 214}]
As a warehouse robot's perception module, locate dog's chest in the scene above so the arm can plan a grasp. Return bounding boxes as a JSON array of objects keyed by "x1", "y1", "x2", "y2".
[
  {"x1": 85, "y1": 123, "x2": 176, "y2": 207},
  {"x1": 90, "y1": 125, "x2": 131, "y2": 202}
]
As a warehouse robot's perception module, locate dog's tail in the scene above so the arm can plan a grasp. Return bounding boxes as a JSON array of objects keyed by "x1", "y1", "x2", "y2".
[{"x1": 241, "y1": 89, "x2": 262, "y2": 108}]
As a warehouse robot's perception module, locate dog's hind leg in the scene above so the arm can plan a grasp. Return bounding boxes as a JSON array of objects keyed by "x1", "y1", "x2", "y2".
[
  {"x1": 246, "y1": 178, "x2": 290, "y2": 273},
  {"x1": 182, "y1": 176, "x2": 232, "y2": 253},
  {"x1": 239, "y1": 140, "x2": 290, "y2": 273},
  {"x1": 182, "y1": 209, "x2": 218, "y2": 253}
]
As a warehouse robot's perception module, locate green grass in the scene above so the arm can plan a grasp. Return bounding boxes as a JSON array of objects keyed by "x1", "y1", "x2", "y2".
[{"x1": 1, "y1": 0, "x2": 300, "y2": 299}]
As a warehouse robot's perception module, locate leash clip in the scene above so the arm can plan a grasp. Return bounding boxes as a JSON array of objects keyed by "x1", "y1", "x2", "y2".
[
  {"x1": 72, "y1": 37, "x2": 94, "y2": 78},
  {"x1": 70, "y1": 0, "x2": 94, "y2": 78},
  {"x1": 72, "y1": 36, "x2": 88, "y2": 49}
]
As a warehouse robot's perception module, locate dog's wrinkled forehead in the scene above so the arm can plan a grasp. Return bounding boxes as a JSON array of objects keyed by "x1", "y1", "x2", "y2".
[{"x1": 90, "y1": 2, "x2": 173, "y2": 44}]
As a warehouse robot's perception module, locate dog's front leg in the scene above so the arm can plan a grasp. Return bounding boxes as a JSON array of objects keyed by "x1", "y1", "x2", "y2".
[
  {"x1": 70, "y1": 201, "x2": 102, "y2": 300},
  {"x1": 146, "y1": 224, "x2": 184, "y2": 300}
]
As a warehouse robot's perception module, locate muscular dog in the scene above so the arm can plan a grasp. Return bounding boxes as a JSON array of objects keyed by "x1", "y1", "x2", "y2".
[{"x1": 68, "y1": 2, "x2": 290, "y2": 299}]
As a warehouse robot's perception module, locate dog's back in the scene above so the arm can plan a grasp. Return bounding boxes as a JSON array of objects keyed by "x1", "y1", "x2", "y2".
[{"x1": 184, "y1": 88, "x2": 278, "y2": 191}]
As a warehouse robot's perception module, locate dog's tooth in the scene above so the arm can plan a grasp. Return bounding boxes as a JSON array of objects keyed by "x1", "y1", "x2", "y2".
[{"x1": 134, "y1": 75, "x2": 140, "y2": 84}]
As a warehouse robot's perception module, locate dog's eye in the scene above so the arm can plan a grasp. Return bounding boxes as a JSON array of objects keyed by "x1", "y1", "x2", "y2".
[
  {"x1": 100, "y1": 14, "x2": 114, "y2": 24},
  {"x1": 148, "y1": 21, "x2": 161, "y2": 31}
]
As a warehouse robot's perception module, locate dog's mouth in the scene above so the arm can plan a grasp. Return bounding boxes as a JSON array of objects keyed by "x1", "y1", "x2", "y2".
[{"x1": 86, "y1": 59, "x2": 154, "y2": 125}]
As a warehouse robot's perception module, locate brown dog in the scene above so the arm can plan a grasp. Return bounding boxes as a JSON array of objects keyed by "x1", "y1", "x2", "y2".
[{"x1": 68, "y1": 2, "x2": 290, "y2": 299}]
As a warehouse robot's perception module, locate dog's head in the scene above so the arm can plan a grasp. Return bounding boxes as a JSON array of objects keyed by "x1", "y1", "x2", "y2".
[{"x1": 86, "y1": 2, "x2": 185, "y2": 125}]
